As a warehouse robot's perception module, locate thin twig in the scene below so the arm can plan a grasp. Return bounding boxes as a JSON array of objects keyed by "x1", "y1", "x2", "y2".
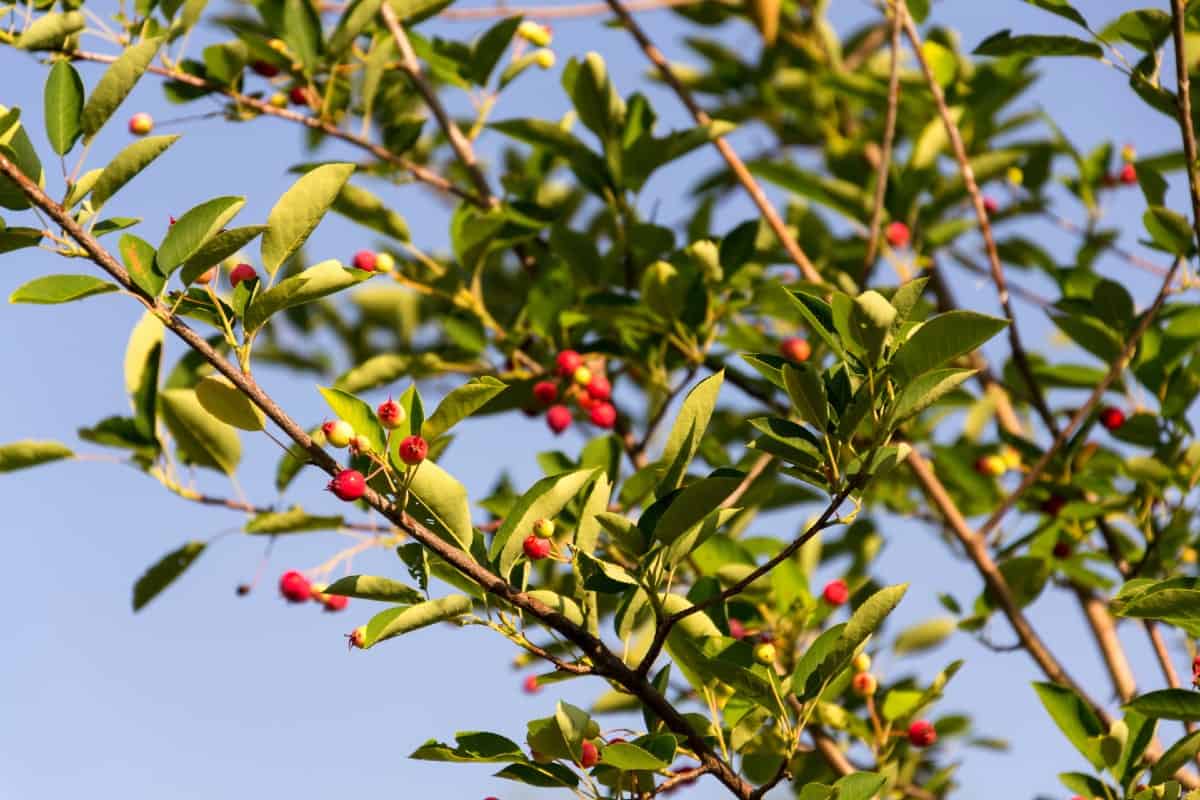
[
  {"x1": 441, "y1": 0, "x2": 702, "y2": 19},
  {"x1": 861, "y1": 0, "x2": 904, "y2": 283}
]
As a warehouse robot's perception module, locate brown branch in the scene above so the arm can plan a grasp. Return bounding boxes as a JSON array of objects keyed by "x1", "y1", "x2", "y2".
[
  {"x1": 380, "y1": 4, "x2": 497, "y2": 207},
  {"x1": 1170, "y1": 0, "x2": 1200, "y2": 254},
  {"x1": 0, "y1": 152, "x2": 754, "y2": 800},
  {"x1": 441, "y1": 0, "x2": 702, "y2": 19},
  {"x1": 1076, "y1": 587, "x2": 1137, "y2": 702},
  {"x1": 946, "y1": 248, "x2": 1052, "y2": 309},
  {"x1": 861, "y1": 0, "x2": 904, "y2": 283},
  {"x1": 65, "y1": 50, "x2": 484, "y2": 206},
  {"x1": 644, "y1": 765, "x2": 710, "y2": 798},
  {"x1": 901, "y1": 10, "x2": 1056, "y2": 435},
  {"x1": 603, "y1": 0, "x2": 822, "y2": 284},
  {"x1": 1042, "y1": 208, "x2": 1169, "y2": 277}
]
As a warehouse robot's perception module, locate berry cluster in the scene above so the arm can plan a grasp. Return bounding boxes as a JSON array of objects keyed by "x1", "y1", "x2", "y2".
[
  {"x1": 531, "y1": 350, "x2": 617, "y2": 435},
  {"x1": 351, "y1": 249, "x2": 396, "y2": 273},
  {"x1": 973, "y1": 446, "x2": 1022, "y2": 478},
  {"x1": 522, "y1": 517, "x2": 556, "y2": 561},
  {"x1": 321, "y1": 398, "x2": 426, "y2": 503},
  {"x1": 278, "y1": 570, "x2": 349, "y2": 612}
]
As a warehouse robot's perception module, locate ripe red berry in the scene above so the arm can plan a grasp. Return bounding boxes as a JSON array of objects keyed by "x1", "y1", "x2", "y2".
[
  {"x1": 555, "y1": 349, "x2": 583, "y2": 377},
  {"x1": 547, "y1": 404, "x2": 572, "y2": 434},
  {"x1": 728, "y1": 618, "x2": 746, "y2": 639},
  {"x1": 1041, "y1": 495, "x2": 1067, "y2": 517},
  {"x1": 822, "y1": 578, "x2": 849, "y2": 606},
  {"x1": 1119, "y1": 163, "x2": 1138, "y2": 185},
  {"x1": 1052, "y1": 540, "x2": 1072, "y2": 559},
  {"x1": 322, "y1": 593, "x2": 349, "y2": 612},
  {"x1": 586, "y1": 374, "x2": 612, "y2": 402},
  {"x1": 352, "y1": 249, "x2": 377, "y2": 271},
  {"x1": 589, "y1": 402, "x2": 616, "y2": 429},
  {"x1": 576, "y1": 391, "x2": 596, "y2": 411},
  {"x1": 1100, "y1": 406, "x2": 1126, "y2": 431},
  {"x1": 251, "y1": 60, "x2": 280, "y2": 77},
  {"x1": 983, "y1": 196, "x2": 999, "y2": 215},
  {"x1": 885, "y1": 221, "x2": 910, "y2": 248},
  {"x1": 328, "y1": 469, "x2": 366, "y2": 501},
  {"x1": 851, "y1": 672, "x2": 878, "y2": 696},
  {"x1": 533, "y1": 380, "x2": 559, "y2": 405},
  {"x1": 398, "y1": 435, "x2": 428, "y2": 465},
  {"x1": 279, "y1": 570, "x2": 311, "y2": 603},
  {"x1": 523, "y1": 674, "x2": 541, "y2": 694},
  {"x1": 377, "y1": 398, "x2": 405, "y2": 429},
  {"x1": 229, "y1": 263, "x2": 257, "y2": 288},
  {"x1": 907, "y1": 719, "x2": 937, "y2": 748},
  {"x1": 128, "y1": 112, "x2": 153, "y2": 136},
  {"x1": 1192, "y1": 654, "x2": 1200, "y2": 675},
  {"x1": 523, "y1": 534, "x2": 552, "y2": 560},
  {"x1": 579, "y1": 740, "x2": 599, "y2": 769},
  {"x1": 780, "y1": 337, "x2": 811, "y2": 363},
  {"x1": 289, "y1": 86, "x2": 312, "y2": 106}
]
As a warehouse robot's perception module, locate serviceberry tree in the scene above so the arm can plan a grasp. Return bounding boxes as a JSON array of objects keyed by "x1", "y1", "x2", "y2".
[{"x1": 2, "y1": 0, "x2": 1200, "y2": 798}]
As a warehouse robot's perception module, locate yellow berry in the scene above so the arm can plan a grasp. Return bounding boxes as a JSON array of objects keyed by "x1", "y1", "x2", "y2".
[
  {"x1": 753, "y1": 643, "x2": 776, "y2": 666},
  {"x1": 269, "y1": 92, "x2": 288, "y2": 109},
  {"x1": 1007, "y1": 166, "x2": 1024, "y2": 186},
  {"x1": 1001, "y1": 446, "x2": 1022, "y2": 471},
  {"x1": 517, "y1": 20, "x2": 553, "y2": 47},
  {"x1": 852, "y1": 653, "x2": 872, "y2": 673},
  {"x1": 1183, "y1": 547, "x2": 1197, "y2": 564},
  {"x1": 375, "y1": 252, "x2": 396, "y2": 273},
  {"x1": 573, "y1": 366, "x2": 592, "y2": 386},
  {"x1": 1122, "y1": 144, "x2": 1137, "y2": 164},
  {"x1": 533, "y1": 49, "x2": 556, "y2": 70}
]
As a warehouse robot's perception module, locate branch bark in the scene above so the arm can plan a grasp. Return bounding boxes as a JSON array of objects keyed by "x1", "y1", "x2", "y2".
[{"x1": 861, "y1": 0, "x2": 904, "y2": 283}]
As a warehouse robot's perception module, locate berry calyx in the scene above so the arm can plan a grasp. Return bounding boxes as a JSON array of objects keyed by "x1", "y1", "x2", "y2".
[
  {"x1": 279, "y1": 570, "x2": 311, "y2": 603},
  {"x1": 517, "y1": 20, "x2": 553, "y2": 46},
  {"x1": 523, "y1": 674, "x2": 541, "y2": 694},
  {"x1": 851, "y1": 672, "x2": 878, "y2": 697},
  {"x1": 289, "y1": 86, "x2": 312, "y2": 106},
  {"x1": 229, "y1": 263, "x2": 257, "y2": 288},
  {"x1": 328, "y1": 469, "x2": 367, "y2": 501},
  {"x1": 1119, "y1": 163, "x2": 1138, "y2": 185},
  {"x1": 579, "y1": 740, "x2": 599, "y2": 769},
  {"x1": 907, "y1": 719, "x2": 937, "y2": 748},
  {"x1": 556, "y1": 349, "x2": 583, "y2": 377},
  {"x1": 532, "y1": 518, "x2": 556, "y2": 539},
  {"x1": 375, "y1": 252, "x2": 396, "y2": 272},
  {"x1": 128, "y1": 112, "x2": 153, "y2": 136},
  {"x1": 753, "y1": 642, "x2": 776, "y2": 665},
  {"x1": 533, "y1": 380, "x2": 559, "y2": 405},
  {"x1": 1100, "y1": 406, "x2": 1126, "y2": 431},
  {"x1": 251, "y1": 60, "x2": 280, "y2": 77},
  {"x1": 398, "y1": 435, "x2": 428, "y2": 465},
  {"x1": 377, "y1": 398, "x2": 406, "y2": 429},
  {"x1": 589, "y1": 402, "x2": 616, "y2": 429},
  {"x1": 352, "y1": 249, "x2": 377, "y2": 271},
  {"x1": 533, "y1": 48, "x2": 556, "y2": 69},
  {"x1": 547, "y1": 404, "x2": 572, "y2": 434},
  {"x1": 523, "y1": 534, "x2": 552, "y2": 561},
  {"x1": 323, "y1": 419, "x2": 355, "y2": 448},
  {"x1": 1052, "y1": 540, "x2": 1072, "y2": 559},
  {"x1": 822, "y1": 578, "x2": 850, "y2": 606},
  {"x1": 885, "y1": 221, "x2": 910, "y2": 249},
  {"x1": 586, "y1": 375, "x2": 612, "y2": 402},
  {"x1": 780, "y1": 337, "x2": 811, "y2": 363},
  {"x1": 348, "y1": 626, "x2": 365, "y2": 649},
  {"x1": 573, "y1": 366, "x2": 592, "y2": 386}
]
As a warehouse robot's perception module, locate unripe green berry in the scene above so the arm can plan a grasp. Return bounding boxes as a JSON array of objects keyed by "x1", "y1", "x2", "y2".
[
  {"x1": 753, "y1": 642, "x2": 776, "y2": 665},
  {"x1": 533, "y1": 518, "x2": 556, "y2": 539}
]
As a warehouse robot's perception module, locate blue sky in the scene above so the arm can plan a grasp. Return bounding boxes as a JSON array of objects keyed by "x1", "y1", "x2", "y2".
[{"x1": 0, "y1": 2, "x2": 1187, "y2": 799}]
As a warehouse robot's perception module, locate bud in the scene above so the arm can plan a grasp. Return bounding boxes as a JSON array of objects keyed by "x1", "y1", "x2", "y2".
[
  {"x1": 517, "y1": 20, "x2": 553, "y2": 47},
  {"x1": 685, "y1": 239, "x2": 722, "y2": 282}
]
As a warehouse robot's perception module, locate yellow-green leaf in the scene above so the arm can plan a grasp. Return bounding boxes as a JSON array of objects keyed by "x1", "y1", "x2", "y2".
[
  {"x1": 196, "y1": 375, "x2": 265, "y2": 431},
  {"x1": 261, "y1": 163, "x2": 356, "y2": 276}
]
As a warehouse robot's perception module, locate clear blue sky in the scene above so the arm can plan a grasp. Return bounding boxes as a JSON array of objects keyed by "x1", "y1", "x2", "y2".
[{"x1": 0, "y1": 2, "x2": 1184, "y2": 799}]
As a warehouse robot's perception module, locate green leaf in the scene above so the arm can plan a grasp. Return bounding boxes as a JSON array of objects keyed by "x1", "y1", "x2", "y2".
[
  {"x1": 404, "y1": 459, "x2": 475, "y2": 551},
  {"x1": 9, "y1": 274, "x2": 117, "y2": 304},
  {"x1": 261, "y1": 163, "x2": 356, "y2": 276},
  {"x1": 851, "y1": 290, "x2": 897, "y2": 366},
  {"x1": 327, "y1": 0, "x2": 384, "y2": 54},
  {"x1": 319, "y1": 386, "x2": 386, "y2": 455},
  {"x1": 323, "y1": 574, "x2": 423, "y2": 604},
  {"x1": 601, "y1": 741, "x2": 670, "y2": 771},
  {"x1": 974, "y1": 30, "x2": 1102, "y2": 58},
  {"x1": 44, "y1": 61, "x2": 84, "y2": 155},
  {"x1": 0, "y1": 110, "x2": 42, "y2": 211},
  {"x1": 1034, "y1": 682, "x2": 1105, "y2": 769},
  {"x1": 81, "y1": 37, "x2": 165, "y2": 141},
  {"x1": 891, "y1": 311, "x2": 1009, "y2": 381},
  {"x1": 124, "y1": 311, "x2": 163, "y2": 441},
  {"x1": 1126, "y1": 689, "x2": 1200, "y2": 721},
  {"x1": 0, "y1": 440, "x2": 73, "y2": 472},
  {"x1": 658, "y1": 371, "x2": 723, "y2": 495},
  {"x1": 492, "y1": 469, "x2": 599, "y2": 578},
  {"x1": 410, "y1": 731, "x2": 525, "y2": 763},
  {"x1": 335, "y1": 353, "x2": 411, "y2": 393},
  {"x1": 159, "y1": 388, "x2": 241, "y2": 474},
  {"x1": 244, "y1": 260, "x2": 373, "y2": 333},
  {"x1": 835, "y1": 772, "x2": 887, "y2": 800},
  {"x1": 195, "y1": 376, "x2": 265, "y2": 431},
  {"x1": 244, "y1": 507, "x2": 344, "y2": 534},
  {"x1": 119, "y1": 234, "x2": 165, "y2": 297},
  {"x1": 179, "y1": 225, "x2": 267, "y2": 287},
  {"x1": 91, "y1": 135, "x2": 181, "y2": 211},
  {"x1": 1144, "y1": 206, "x2": 1195, "y2": 255},
  {"x1": 494, "y1": 762, "x2": 579, "y2": 789},
  {"x1": 17, "y1": 11, "x2": 85, "y2": 50},
  {"x1": 421, "y1": 377, "x2": 507, "y2": 441},
  {"x1": 782, "y1": 363, "x2": 828, "y2": 429},
  {"x1": 132, "y1": 541, "x2": 205, "y2": 611},
  {"x1": 651, "y1": 473, "x2": 743, "y2": 546},
  {"x1": 817, "y1": 585, "x2": 908, "y2": 686},
  {"x1": 331, "y1": 181, "x2": 411, "y2": 242},
  {"x1": 361, "y1": 594, "x2": 473, "y2": 648},
  {"x1": 158, "y1": 196, "x2": 246, "y2": 274},
  {"x1": 1024, "y1": 0, "x2": 1087, "y2": 28},
  {"x1": 892, "y1": 617, "x2": 956, "y2": 655},
  {"x1": 469, "y1": 16, "x2": 522, "y2": 86},
  {"x1": 893, "y1": 368, "x2": 977, "y2": 422},
  {"x1": 749, "y1": 160, "x2": 872, "y2": 222},
  {"x1": 1151, "y1": 730, "x2": 1200, "y2": 784}
]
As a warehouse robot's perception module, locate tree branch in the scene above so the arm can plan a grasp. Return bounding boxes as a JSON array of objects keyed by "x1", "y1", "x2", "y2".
[
  {"x1": 441, "y1": 0, "x2": 702, "y2": 19},
  {"x1": 861, "y1": 0, "x2": 904, "y2": 283}
]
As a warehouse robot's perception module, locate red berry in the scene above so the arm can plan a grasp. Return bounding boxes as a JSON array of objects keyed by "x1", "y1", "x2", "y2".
[
  {"x1": 885, "y1": 221, "x2": 910, "y2": 248},
  {"x1": 128, "y1": 112, "x2": 153, "y2": 136},
  {"x1": 547, "y1": 404, "x2": 572, "y2": 434},
  {"x1": 377, "y1": 398, "x2": 404, "y2": 429},
  {"x1": 322, "y1": 593, "x2": 349, "y2": 612},
  {"x1": 728, "y1": 618, "x2": 746, "y2": 639},
  {"x1": 169, "y1": 215, "x2": 177, "y2": 226},
  {"x1": 822, "y1": 579, "x2": 849, "y2": 606},
  {"x1": 1119, "y1": 163, "x2": 1138, "y2": 185},
  {"x1": 348, "y1": 626, "x2": 365, "y2": 649},
  {"x1": 589, "y1": 402, "x2": 616, "y2": 429},
  {"x1": 1052, "y1": 540, "x2": 1072, "y2": 559},
  {"x1": 251, "y1": 60, "x2": 280, "y2": 77},
  {"x1": 523, "y1": 534, "x2": 552, "y2": 560},
  {"x1": 1100, "y1": 406, "x2": 1126, "y2": 431},
  {"x1": 398, "y1": 435, "x2": 428, "y2": 465},
  {"x1": 983, "y1": 196, "x2": 999, "y2": 215},
  {"x1": 555, "y1": 349, "x2": 583, "y2": 377},
  {"x1": 352, "y1": 249, "x2": 377, "y2": 271},
  {"x1": 780, "y1": 337, "x2": 811, "y2": 363},
  {"x1": 1040, "y1": 495, "x2": 1066, "y2": 517},
  {"x1": 328, "y1": 469, "x2": 366, "y2": 501},
  {"x1": 907, "y1": 719, "x2": 937, "y2": 748},
  {"x1": 229, "y1": 263, "x2": 257, "y2": 288},
  {"x1": 523, "y1": 674, "x2": 541, "y2": 694},
  {"x1": 579, "y1": 740, "x2": 599, "y2": 769},
  {"x1": 279, "y1": 570, "x2": 311, "y2": 603},
  {"x1": 1192, "y1": 654, "x2": 1200, "y2": 675},
  {"x1": 533, "y1": 380, "x2": 559, "y2": 405},
  {"x1": 586, "y1": 374, "x2": 612, "y2": 402},
  {"x1": 289, "y1": 86, "x2": 312, "y2": 106}
]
